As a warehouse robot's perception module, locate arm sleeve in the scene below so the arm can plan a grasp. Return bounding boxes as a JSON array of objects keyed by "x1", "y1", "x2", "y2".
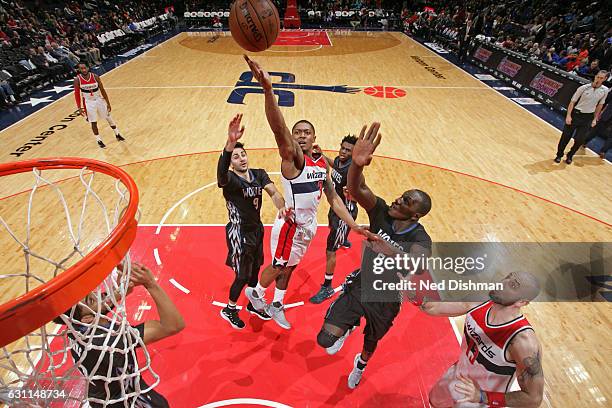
[
  {"x1": 260, "y1": 169, "x2": 273, "y2": 187},
  {"x1": 217, "y1": 149, "x2": 232, "y2": 187},
  {"x1": 74, "y1": 84, "x2": 81, "y2": 108}
]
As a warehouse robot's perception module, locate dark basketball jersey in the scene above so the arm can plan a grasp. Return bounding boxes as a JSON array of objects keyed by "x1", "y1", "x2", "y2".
[
  {"x1": 344, "y1": 197, "x2": 432, "y2": 288},
  {"x1": 68, "y1": 323, "x2": 168, "y2": 408},
  {"x1": 221, "y1": 169, "x2": 272, "y2": 228},
  {"x1": 330, "y1": 156, "x2": 355, "y2": 205}
]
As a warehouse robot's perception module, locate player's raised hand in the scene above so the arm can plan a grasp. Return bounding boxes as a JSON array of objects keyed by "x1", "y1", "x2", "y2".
[
  {"x1": 352, "y1": 122, "x2": 381, "y2": 167},
  {"x1": 455, "y1": 374, "x2": 481, "y2": 403},
  {"x1": 228, "y1": 113, "x2": 246, "y2": 144},
  {"x1": 130, "y1": 262, "x2": 157, "y2": 289},
  {"x1": 244, "y1": 55, "x2": 272, "y2": 92}
]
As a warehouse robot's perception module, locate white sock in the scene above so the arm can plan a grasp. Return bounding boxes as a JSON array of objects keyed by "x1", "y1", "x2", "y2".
[
  {"x1": 95, "y1": 135, "x2": 102, "y2": 142},
  {"x1": 9, "y1": 95, "x2": 16, "y2": 102},
  {"x1": 111, "y1": 127, "x2": 119, "y2": 136},
  {"x1": 254, "y1": 282, "x2": 266, "y2": 297},
  {"x1": 273, "y1": 288, "x2": 286, "y2": 304}
]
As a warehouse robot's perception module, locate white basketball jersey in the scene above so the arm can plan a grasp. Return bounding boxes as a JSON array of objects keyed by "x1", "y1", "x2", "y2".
[
  {"x1": 281, "y1": 155, "x2": 328, "y2": 226},
  {"x1": 77, "y1": 73, "x2": 102, "y2": 101},
  {"x1": 456, "y1": 301, "x2": 533, "y2": 393}
]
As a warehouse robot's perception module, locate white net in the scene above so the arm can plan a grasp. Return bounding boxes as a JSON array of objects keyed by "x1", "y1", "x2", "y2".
[{"x1": 0, "y1": 165, "x2": 160, "y2": 408}]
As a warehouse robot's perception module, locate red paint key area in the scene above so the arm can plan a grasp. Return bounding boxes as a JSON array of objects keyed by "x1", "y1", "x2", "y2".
[
  {"x1": 48, "y1": 225, "x2": 459, "y2": 407},
  {"x1": 273, "y1": 31, "x2": 332, "y2": 46}
]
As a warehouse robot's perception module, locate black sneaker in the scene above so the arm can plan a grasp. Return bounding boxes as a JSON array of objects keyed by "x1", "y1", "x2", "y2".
[
  {"x1": 565, "y1": 156, "x2": 573, "y2": 165},
  {"x1": 116, "y1": 134, "x2": 125, "y2": 142},
  {"x1": 246, "y1": 302, "x2": 272, "y2": 320},
  {"x1": 341, "y1": 240, "x2": 352, "y2": 249},
  {"x1": 554, "y1": 156, "x2": 562, "y2": 163},
  {"x1": 220, "y1": 307, "x2": 245, "y2": 330},
  {"x1": 97, "y1": 140, "x2": 106, "y2": 148},
  {"x1": 309, "y1": 284, "x2": 335, "y2": 304}
]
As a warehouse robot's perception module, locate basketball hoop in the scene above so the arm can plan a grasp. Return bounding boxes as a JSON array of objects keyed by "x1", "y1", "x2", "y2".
[
  {"x1": 0, "y1": 157, "x2": 159, "y2": 407},
  {"x1": 0, "y1": 158, "x2": 138, "y2": 347}
]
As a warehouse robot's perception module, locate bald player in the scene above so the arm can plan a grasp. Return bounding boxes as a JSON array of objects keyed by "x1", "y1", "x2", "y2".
[{"x1": 421, "y1": 272, "x2": 544, "y2": 408}]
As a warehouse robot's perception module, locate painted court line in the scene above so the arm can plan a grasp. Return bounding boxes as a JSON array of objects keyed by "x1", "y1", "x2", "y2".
[
  {"x1": 155, "y1": 181, "x2": 217, "y2": 235},
  {"x1": 169, "y1": 278, "x2": 190, "y2": 294},
  {"x1": 153, "y1": 248, "x2": 162, "y2": 265},
  {"x1": 107, "y1": 84, "x2": 488, "y2": 90},
  {"x1": 199, "y1": 398, "x2": 292, "y2": 408}
]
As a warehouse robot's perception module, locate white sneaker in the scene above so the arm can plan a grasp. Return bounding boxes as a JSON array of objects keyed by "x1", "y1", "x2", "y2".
[
  {"x1": 265, "y1": 302, "x2": 291, "y2": 330},
  {"x1": 326, "y1": 326, "x2": 355, "y2": 355},
  {"x1": 245, "y1": 287, "x2": 267, "y2": 312},
  {"x1": 348, "y1": 353, "x2": 365, "y2": 389}
]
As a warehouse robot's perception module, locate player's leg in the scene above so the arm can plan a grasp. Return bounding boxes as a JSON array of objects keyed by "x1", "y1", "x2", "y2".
[
  {"x1": 246, "y1": 217, "x2": 294, "y2": 310},
  {"x1": 264, "y1": 265, "x2": 296, "y2": 329},
  {"x1": 85, "y1": 100, "x2": 105, "y2": 148},
  {"x1": 348, "y1": 301, "x2": 401, "y2": 389},
  {"x1": 220, "y1": 226, "x2": 250, "y2": 329},
  {"x1": 317, "y1": 291, "x2": 361, "y2": 355},
  {"x1": 101, "y1": 99, "x2": 124, "y2": 141},
  {"x1": 311, "y1": 212, "x2": 345, "y2": 304},
  {"x1": 245, "y1": 232, "x2": 271, "y2": 320}
]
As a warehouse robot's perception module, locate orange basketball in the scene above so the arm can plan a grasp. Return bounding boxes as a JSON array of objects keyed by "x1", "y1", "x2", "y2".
[{"x1": 229, "y1": 0, "x2": 280, "y2": 52}]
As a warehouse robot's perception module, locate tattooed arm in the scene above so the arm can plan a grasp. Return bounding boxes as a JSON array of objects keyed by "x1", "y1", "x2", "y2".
[
  {"x1": 454, "y1": 330, "x2": 544, "y2": 407},
  {"x1": 505, "y1": 330, "x2": 544, "y2": 407}
]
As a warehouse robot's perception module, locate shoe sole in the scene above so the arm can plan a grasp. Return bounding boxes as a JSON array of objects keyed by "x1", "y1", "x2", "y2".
[
  {"x1": 246, "y1": 308, "x2": 272, "y2": 321},
  {"x1": 219, "y1": 310, "x2": 244, "y2": 330},
  {"x1": 245, "y1": 289, "x2": 266, "y2": 312}
]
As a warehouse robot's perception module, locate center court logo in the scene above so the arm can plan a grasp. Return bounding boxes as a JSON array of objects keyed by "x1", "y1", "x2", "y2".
[{"x1": 227, "y1": 71, "x2": 360, "y2": 107}]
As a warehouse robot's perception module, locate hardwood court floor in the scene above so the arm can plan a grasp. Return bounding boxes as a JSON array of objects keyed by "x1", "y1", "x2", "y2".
[{"x1": 1, "y1": 31, "x2": 610, "y2": 407}]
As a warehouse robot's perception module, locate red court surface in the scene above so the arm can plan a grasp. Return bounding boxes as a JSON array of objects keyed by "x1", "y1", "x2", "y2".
[
  {"x1": 129, "y1": 225, "x2": 459, "y2": 407},
  {"x1": 273, "y1": 31, "x2": 332, "y2": 47},
  {"x1": 50, "y1": 225, "x2": 460, "y2": 407}
]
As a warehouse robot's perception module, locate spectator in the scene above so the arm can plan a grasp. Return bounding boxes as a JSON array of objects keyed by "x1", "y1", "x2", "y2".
[{"x1": 0, "y1": 69, "x2": 17, "y2": 106}]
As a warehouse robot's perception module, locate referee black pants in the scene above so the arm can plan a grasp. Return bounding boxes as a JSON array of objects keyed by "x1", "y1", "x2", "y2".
[{"x1": 556, "y1": 111, "x2": 594, "y2": 159}]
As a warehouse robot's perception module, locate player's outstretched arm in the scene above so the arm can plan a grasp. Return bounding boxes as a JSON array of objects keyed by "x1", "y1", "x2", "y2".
[
  {"x1": 324, "y1": 175, "x2": 379, "y2": 241},
  {"x1": 96, "y1": 75, "x2": 111, "y2": 112},
  {"x1": 130, "y1": 264, "x2": 185, "y2": 345},
  {"x1": 244, "y1": 55, "x2": 302, "y2": 168},
  {"x1": 419, "y1": 300, "x2": 481, "y2": 317},
  {"x1": 217, "y1": 114, "x2": 245, "y2": 186},
  {"x1": 454, "y1": 331, "x2": 544, "y2": 407},
  {"x1": 264, "y1": 182, "x2": 286, "y2": 212},
  {"x1": 347, "y1": 123, "x2": 381, "y2": 212}
]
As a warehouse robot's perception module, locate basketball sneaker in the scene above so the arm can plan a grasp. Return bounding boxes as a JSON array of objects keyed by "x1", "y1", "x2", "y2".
[
  {"x1": 341, "y1": 240, "x2": 352, "y2": 249},
  {"x1": 116, "y1": 134, "x2": 125, "y2": 142},
  {"x1": 246, "y1": 302, "x2": 271, "y2": 320},
  {"x1": 325, "y1": 326, "x2": 355, "y2": 355},
  {"x1": 97, "y1": 140, "x2": 106, "y2": 148},
  {"x1": 309, "y1": 284, "x2": 335, "y2": 304},
  {"x1": 348, "y1": 353, "x2": 365, "y2": 389},
  {"x1": 265, "y1": 302, "x2": 291, "y2": 330},
  {"x1": 245, "y1": 287, "x2": 267, "y2": 312},
  {"x1": 220, "y1": 307, "x2": 245, "y2": 330}
]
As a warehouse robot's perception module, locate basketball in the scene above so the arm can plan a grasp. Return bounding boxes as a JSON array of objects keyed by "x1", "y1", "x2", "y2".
[{"x1": 229, "y1": 0, "x2": 280, "y2": 52}]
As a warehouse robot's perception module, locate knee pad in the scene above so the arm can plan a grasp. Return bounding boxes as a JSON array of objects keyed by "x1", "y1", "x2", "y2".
[
  {"x1": 317, "y1": 328, "x2": 340, "y2": 348},
  {"x1": 363, "y1": 338, "x2": 378, "y2": 353}
]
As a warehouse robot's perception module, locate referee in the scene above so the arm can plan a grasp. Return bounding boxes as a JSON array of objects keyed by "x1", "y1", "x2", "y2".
[{"x1": 555, "y1": 70, "x2": 610, "y2": 164}]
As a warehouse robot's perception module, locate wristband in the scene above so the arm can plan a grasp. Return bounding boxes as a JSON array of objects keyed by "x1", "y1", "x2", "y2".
[{"x1": 485, "y1": 391, "x2": 506, "y2": 407}]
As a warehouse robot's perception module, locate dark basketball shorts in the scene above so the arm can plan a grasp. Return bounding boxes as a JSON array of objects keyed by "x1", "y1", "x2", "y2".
[
  {"x1": 323, "y1": 277, "x2": 400, "y2": 343},
  {"x1": 225, "y1": 223, "x2": 264, "y2": 275},
  {"x1": 326, "y1": 203, "x2": 358, "y2": 252}
]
